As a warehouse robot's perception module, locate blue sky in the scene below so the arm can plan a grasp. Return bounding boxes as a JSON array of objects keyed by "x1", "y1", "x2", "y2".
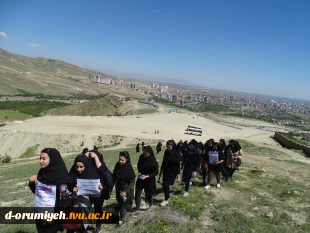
[{"x1": 0, "y1": 0, "x2": 309, "y2": 100}]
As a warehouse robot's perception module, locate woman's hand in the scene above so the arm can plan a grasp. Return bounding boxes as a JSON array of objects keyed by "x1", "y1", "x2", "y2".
[
  {"x1": 192, "y1": 172, "x2": 197, "y2": 177},
  {"x1": 177, "y1": 175, "x2": 181, "y2": 182},
  {"x1": 141, "y1": 175, "x2": 149, "y2": 180},
  {"x1": 73, "y1": 185, "x2": 79, "y2": 193},
  {"x1": 29, "y1": 175, "x2": 38, "y2": 183},
  {"x1": 98, "y1": 183, "x2": 103, "y2": 191},
  {"x1": 89, "y1": 152, "x2": 98, "y2": 159},
  {"x1": 120, "y1": 191, "x2": 127, "y2": 198}
]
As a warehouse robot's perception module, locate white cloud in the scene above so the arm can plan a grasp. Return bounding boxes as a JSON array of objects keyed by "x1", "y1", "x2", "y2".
[
  {"x1": 0, "y1": 32, "x2": 8, "y2": 39},
  {"x1": 28, "y1": 43, "x2": 40, "y2": 48}
]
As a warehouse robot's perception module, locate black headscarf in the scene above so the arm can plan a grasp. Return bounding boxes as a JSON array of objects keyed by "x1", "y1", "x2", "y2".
[
  {"x1": 138, "y1": 146, "x2": 158, "y2": 171},
  {"x1": 113, "y1": 151, "x2": 136, "y2": 181},
  {"x1": 231, "y1": 141, "x2": 242, "y2": 153},
  {"x1": 166, "y1": 140, "x2": 182, "y2": 163},
  {"x1": 37, "y1": 148, "x2": 71, "y2": 185},
  {"x1": 68, "y1": 154, "x2": 100, "y2": 185}
]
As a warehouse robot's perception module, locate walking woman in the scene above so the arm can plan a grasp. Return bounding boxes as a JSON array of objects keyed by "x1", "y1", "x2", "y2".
[
  {"x1": 219, "y1": 139, "x2": 226, "y2": 153},
  {"x1": 181, "y1": 144, "x2": 200, "y2": 197},
  {"x1": 28, "y1": 148, "x2": 72, "y2": 233},
  {"x1": 156, "y1": 142, "x2": 162, "y2": 154},
  {"x1": 136, "y1": 143, "x2": 140, "y2": 153},
  {"x1": 201, "y1": 140, "x2": 213, "y2": 186},
  {"x1": 160, "y1": 140, "x2": 181, "y2": 207},
  {"x1": 132, "y1": 145, "x2": 158, "y2": 215},
  {"x1": 204, "y1": 142, "x2": 225, "y2": 189},
  {"x1": 88, "y1": 149, "x2": 111, "y2": 233},
  {"x1": 113, "y1": 151, "x2": 136, "y2": 228},
  {"x1": 224, "y1": 140, "x2": 243, "y2": 180},
  {"x1": 67, "y1": 153, "x2": 103, "y2": 233}
]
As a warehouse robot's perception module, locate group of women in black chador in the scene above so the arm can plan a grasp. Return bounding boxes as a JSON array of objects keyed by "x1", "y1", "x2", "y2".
[{"x1": 28, "y1": 138, "x2": 242, "y2": 233}]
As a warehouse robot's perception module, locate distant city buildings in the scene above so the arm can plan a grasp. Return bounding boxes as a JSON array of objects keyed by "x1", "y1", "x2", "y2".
[
  {"x1": 204, "y1": 96, "x2": 208, "y2": 103},
  {"x1": 89, "y1": 74, "x2": 111, "y2": 85},
  {"x1": 89, "y1": 74, "x2": 124, "y2": 87},
  {"x1": 89, "y1": 75, "x2": 310, "y2": 128}
]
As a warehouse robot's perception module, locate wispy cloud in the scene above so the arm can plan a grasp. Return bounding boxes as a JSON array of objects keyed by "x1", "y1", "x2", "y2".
[
  {"x1": 28, "y1": 43, "x2": 40, "y2": 48},
  {"x1": 152, "y1": 8, "x2": 173, "y2": 13},
  {"x1": 0, "y1": 32, "x2": 8, "y2": 39}
]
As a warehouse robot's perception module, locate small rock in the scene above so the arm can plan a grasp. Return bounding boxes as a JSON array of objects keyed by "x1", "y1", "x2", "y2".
[
  {"x1": 266, "y1": 212, "x2": 273, "y2": 218},
  {"x1": 209, "y1": 204, "x2": 213, "y2": 206},
  {"x1": 252, "y1": 207, "x2": 259, "y2": 211},
  {"x1": 251, "y1": 197, "x2": 256, "y2": 201}
]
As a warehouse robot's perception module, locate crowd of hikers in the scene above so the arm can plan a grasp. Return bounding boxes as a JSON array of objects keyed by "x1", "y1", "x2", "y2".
[{"x1": 28, "y1": 138, "x2": 243, "y2": 233}]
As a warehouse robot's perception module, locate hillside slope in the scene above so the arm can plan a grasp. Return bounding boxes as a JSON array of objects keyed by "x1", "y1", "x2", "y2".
[
  {"x1": 43, "y1": 94, "x2": 135, "y2": 116},
  {"x1": 0, "y1": 49, "x2": 146, "y2": 98}
]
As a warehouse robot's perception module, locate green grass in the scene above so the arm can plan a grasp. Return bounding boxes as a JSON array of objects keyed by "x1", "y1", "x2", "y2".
[
  {"x1": 135, "y1": 108, "x2": 158, "y2": 115},
  {"x1": 20, "y1": 144, "x2": 40, "y2": 158},
  {"x1": 0, "y1": 109, "x2": 31, "y2": 123},
  {"x1": 0, "y1": 101, "x2": 70, "y2": 117},
  {"x1": 286, "y1": 135, "x2": 310, "y2": 147}
]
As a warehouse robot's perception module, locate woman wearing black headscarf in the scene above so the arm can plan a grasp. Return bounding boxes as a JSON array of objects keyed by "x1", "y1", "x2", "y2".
[
  {"x1": 132, "y1": 145, "x2": 158, "y2": 215},
  {"x1": 181, "y1": 144, "x2": 201, "y2": 197},
  {"x1": 204, "y1": 142, "x2": 225, "y2": 190},
  {"x1": 136, "y1": 143, "x2": 140, "y2": 153},
  {"x1": 66, "y1": 153, "x2": 103, "y2": 233},
  {"x1": 160, "y1": 140, "x2": 181, "y2": 207},
  {"x1": 28, "y1": 148, "x2": 72, "y2": 233},
  {"x1": 156, "y1": 142, "x2": 162, "y2": 154},
  {"x1": 219, "y1": 139, "x2": 226, "y2": 152},
  {"x1": 201, "y1": 140, "x2": 213, "y2": 186},
  {"x1": 113, "y1": 151, "x2": 136, "y2": 228},
  {"x1": 224, "y1": 140, "x2": 243, "y2": 180},
  {"x1": 88, "y1": 149, "x2": 109, "y2": 233}
]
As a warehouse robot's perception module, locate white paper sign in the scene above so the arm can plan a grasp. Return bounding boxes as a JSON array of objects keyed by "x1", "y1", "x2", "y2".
[
  {"x1": 34, "y1": 181, "x2": 56, "y2": 213},
  {"x1": 209, "y1": 151, "x2": 219, "y2": 164},
  {"x1": 77, "y1": 179, "x2": 100, "y2": 196}
]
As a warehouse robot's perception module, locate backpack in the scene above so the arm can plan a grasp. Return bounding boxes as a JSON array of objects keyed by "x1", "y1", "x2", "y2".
[
  {"x1": 101, "y1": 166, "x2": 114, "y2": 200},
  {"x1": 237, "y1": 158, "x2": 241, "y2": 167}
]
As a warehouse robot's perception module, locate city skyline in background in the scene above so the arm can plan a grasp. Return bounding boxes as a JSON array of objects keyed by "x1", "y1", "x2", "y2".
[{"x1": 0, "y1": 0, "x2": 309, "y2": 100}]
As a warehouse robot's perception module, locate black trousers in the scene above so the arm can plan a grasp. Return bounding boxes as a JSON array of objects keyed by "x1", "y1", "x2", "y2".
[
  {"x1": 163, "y1": 184, "x2": 170, "y2": 200},
  {"x1": 135, "y1": 188, "x2": 153, "y2": 210},
  {"x1": 90, "y1": 196, "x2": 105, "y2": 228}
]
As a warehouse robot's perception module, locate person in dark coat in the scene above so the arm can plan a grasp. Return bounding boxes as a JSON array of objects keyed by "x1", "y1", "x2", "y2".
[
  {"x1": 113, "y1": 151, "x2": 136, "y2": 228},
  {"x1": 28, "y1": 148, "x2": 72, "y2": 233},
  {"x1": 136, "y1": 143, "x2": 140, "y2": 153},
  {"x1": 224, "y1": 140, "x2": 243, "y2": 180},
  {"x1": 67, "y1": 153, "x2": 103, "y2": 233},
  {"x1": 160, "y1": 140, "x2": 181, "y2": 207},
  {"x1": 88, "y1": 149, "x2": 109, "y2": 233},
  {"x1": 156, "y1": 142, "x2": 162, "y2": 154},
  {"x1": 204, "y1": 142, "x2": 225, "y2": 189},
  {"x1": 132, "y1": 145, "x2": 158, "y2": 215},
  {"x1": 201, "y1": 140, "x2": 213, "y2": 185},
  {"x1": 219, "y1": 139, "x2": 226, "y2": 152},
  {"x1": 181, "y1": 144, "x2": 201, "y2": 196}
]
